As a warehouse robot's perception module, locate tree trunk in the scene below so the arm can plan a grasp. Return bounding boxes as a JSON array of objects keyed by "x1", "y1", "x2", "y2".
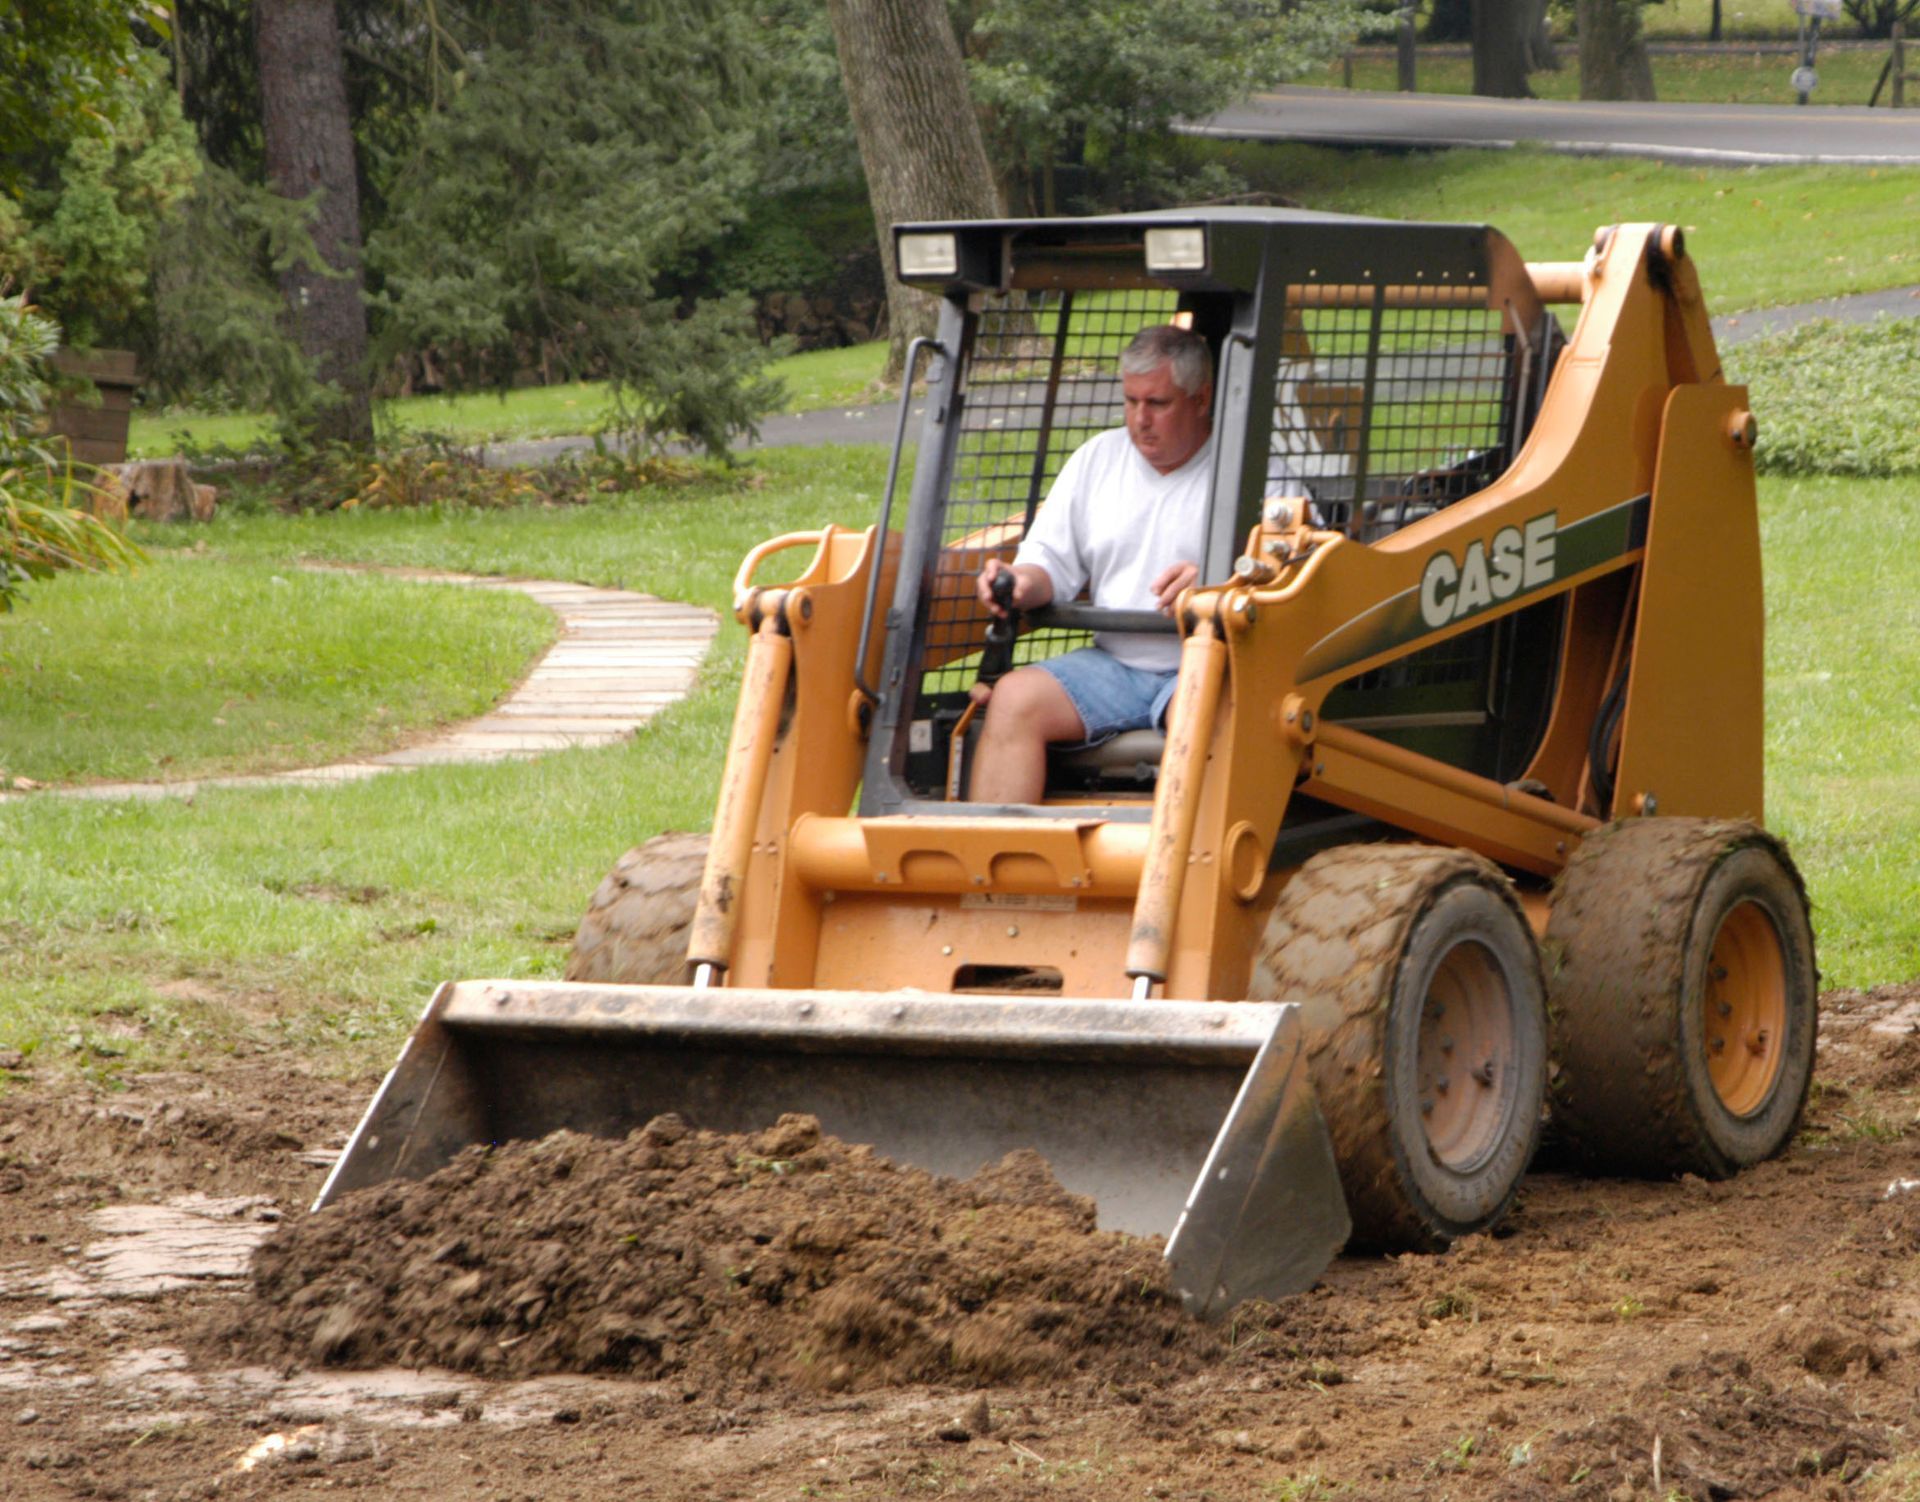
[
  {"x1": 1577, "y1": 0, "x2": 1657, "y2": 100},
  {"x1": 827, "y1": 0, "x2": 1002, "y2": 382},
  {"x1": 1472, "y1": 0, "x2": 1537, "y2": 96},
  {"x1": 256, "y1": 0, "x2": 373, "y2": 446},
  {"x1": 1527, "y1": 0, "x2": 1562, "y2": 70},
  {"x1": 1709, "y1": 0, "x2": 1723, "y2": 42}
]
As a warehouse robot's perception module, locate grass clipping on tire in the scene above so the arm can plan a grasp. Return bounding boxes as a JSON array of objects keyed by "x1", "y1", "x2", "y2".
[{"x1": 219, "y1": 1115, "x2": 1221, "y2": 1391}]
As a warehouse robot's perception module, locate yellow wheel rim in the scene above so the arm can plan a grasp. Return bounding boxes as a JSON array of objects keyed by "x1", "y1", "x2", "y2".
[
  {"x1": 1703, "y1": 899, "x2": 1788, "y2": 1117},
  {"x1": 1417, "y1": 941, "x2": 1511, "y2": 1171}
]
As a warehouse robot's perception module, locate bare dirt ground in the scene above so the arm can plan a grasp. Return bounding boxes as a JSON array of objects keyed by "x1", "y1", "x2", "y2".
[{"x1": 2, "y1": 983, "x2": 1917, "y2": 1502}]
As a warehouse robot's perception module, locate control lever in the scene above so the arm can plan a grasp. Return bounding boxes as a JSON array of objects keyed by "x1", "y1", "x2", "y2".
[
  {"x1": 979, "y1": 567, "x2": 1021, "y2": 686},
  {"x1": 947, "y1": 567, "x2": 1023, "y2": 799}
]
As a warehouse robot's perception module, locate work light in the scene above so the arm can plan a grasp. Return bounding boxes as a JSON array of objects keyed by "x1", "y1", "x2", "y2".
[
  {"x1": 1144, "y1": 227, "x2": 1207, "y2": 273},
  {"x1": 897, "y1": 233, "x2": 959, "y2": 279}
]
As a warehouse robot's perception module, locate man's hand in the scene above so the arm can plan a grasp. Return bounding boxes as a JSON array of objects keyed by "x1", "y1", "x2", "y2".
[
  {"x1": 976, "y1": 559, "x2": 1051, "y2": 617},
  {"x1": 1151, "y1": 561, "x2": 1199, "y2": 615}
]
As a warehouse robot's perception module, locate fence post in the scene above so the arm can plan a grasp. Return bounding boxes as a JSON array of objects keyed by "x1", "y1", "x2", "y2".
[{"x1": 1896, "y1": 21, "x2": 1907, "y2": 109}]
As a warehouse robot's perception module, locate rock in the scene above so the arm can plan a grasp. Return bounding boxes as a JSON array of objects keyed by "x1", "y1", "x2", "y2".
[
  {"x1": 16, "y1": 1408, "x2": 40, "y2": 1424},
  {"x1": 962, "y1": 1394, "x2": 992, "y2": 1436},
  {"x1": 934, "y1": 1423, "x2": 972, "y2": 1443},
  {"x1": 0, "y1": 1048, "x2": 25, "y2": 1070},
  {"x1": 319, "y1": 1428, "x2": 377, "y2": 1464}
]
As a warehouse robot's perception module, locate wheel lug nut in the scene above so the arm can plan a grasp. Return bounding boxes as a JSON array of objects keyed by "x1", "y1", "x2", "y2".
[
  {"x1": 1439, "y1": 1035, "x2": 1454, "y2": 1054},
  {"x1": 1710, "y1": 964, "x2": 1729, "y2": 982},
  {"x1": 1420, "y1": 1098, "x2": 1434, "y2": 1116},
  {"x1": 1472, "y1": 1060, "x2": 1495, "y2": 1086},
  {"x1": 1709, "y1": 1037, "x2": 1726, "y2": 1053},
  {"x1": 1435, "y1": 1075, "x2": 1450, "y2": 1094},
  {"x1": 1716, "y1": 1001, "x2": 1733, "y2": 1019}
]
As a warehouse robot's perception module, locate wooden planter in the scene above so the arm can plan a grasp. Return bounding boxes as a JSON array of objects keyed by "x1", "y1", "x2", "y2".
[{"x1": 46, "y1": 348, "x2": 140, "y2": 466}]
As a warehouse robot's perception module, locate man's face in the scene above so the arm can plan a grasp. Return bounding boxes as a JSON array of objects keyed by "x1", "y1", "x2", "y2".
[{"x1": 1122, "y1": 361, "x2": 1213, "y2": 475}]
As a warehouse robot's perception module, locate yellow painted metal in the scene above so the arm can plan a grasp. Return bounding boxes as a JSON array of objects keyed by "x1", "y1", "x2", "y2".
[
  {"x1": 1126, "y1": 622, "x2": 1230, "y2": 985},
  {"x1": 688, "y1": 614, "x2": 792, "y2": 971},
  {"x1": 1611, "y1": 383, "x2": 1765, "y2": 823},
  {"x1": 1703, "y1": 900, "x2": 1788, "y2": 1116},
  {"x1": 811, "y1": 892, "x2": 1136, "y2": 995},
  {"x1": 690, "y1": 222, "x2": 1752, "y2": 1007},
  {"x1": 707, "y1": 525, "x2": 898, "y2": 988}
]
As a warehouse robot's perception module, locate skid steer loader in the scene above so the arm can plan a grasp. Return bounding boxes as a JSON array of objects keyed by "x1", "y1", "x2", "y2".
[{"x1": 317, "y1": 210, "x2": 1818, "y2": 1317}]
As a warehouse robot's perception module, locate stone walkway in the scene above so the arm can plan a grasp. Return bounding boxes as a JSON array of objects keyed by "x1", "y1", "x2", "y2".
[{"x1": 11, "y1": 571, "x2": 718, "y2": 803}]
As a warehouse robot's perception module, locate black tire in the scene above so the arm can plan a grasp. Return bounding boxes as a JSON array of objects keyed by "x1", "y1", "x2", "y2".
[
  {"x1": 1253, "y1": 845, "x2": 1549, "y2": 1251},
  {"x1": 1545, "y1": 818, "x2": 1817, "y2": 1178},
  {"x1": 564, "y1": 831, "x2": 709, "y2": 985}
]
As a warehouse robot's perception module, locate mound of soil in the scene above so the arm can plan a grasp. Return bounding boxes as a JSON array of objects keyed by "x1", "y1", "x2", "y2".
[{"x1": 217, "y1": 1114, "x2": 1220, "y2": 1391}]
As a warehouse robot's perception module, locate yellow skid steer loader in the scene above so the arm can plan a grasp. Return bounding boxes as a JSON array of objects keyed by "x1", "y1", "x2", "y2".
[{"x1": 317, "y1": 211, "x2": 1817, "y2": 1317}]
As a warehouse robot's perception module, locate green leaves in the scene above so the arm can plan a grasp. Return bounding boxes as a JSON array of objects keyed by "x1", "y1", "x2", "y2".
[
  {"x1": 0, "y1": 293, "x2": 143, "y2": 612},
  {"x1": 964, "y1": 0, "x2": 1380, "y2": 207},
  {"x1": 1728, "y1": 316, "x2": 1920, "y2": 479},
  {"x1": 367, "y1": 0, "x2": 779, "y2": 457}
]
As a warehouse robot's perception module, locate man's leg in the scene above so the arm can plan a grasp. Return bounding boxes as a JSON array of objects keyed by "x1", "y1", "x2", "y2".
[{"x1": 967, "y1": 665, "x2": 1085, "y2": 804}]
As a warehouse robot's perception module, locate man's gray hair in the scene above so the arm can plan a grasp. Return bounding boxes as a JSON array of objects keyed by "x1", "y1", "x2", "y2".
[{"x1": 1119, "y1": 324, "x2": 1212, "y2": 395}]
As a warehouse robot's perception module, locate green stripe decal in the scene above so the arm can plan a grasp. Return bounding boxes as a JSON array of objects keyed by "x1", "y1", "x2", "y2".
[{"x1": 1297, "y1": 494, "x2": 1649, "y2": 682}]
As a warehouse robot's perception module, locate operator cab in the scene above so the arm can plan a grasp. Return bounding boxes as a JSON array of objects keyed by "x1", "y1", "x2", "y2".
[{"x1": 857, "y1": 210, "x2": 1566, "y2": 819}]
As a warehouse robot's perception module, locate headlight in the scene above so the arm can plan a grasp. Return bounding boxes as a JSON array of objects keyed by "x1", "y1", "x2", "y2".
[
  {"x1": 897, "y1": 232, "x2": 959, "y2": 278},
  {"x1": 1144, "y1": 227, "x2": 1207, "y2": 274}
]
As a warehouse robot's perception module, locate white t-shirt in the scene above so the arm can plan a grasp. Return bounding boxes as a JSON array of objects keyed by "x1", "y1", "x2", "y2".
[{"x1": 1013, "y1": 427, "x2": 1212, "y2": 672}]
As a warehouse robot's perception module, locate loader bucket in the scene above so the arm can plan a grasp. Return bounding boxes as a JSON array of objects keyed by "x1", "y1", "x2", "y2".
[{"x1": 315, "y1": 982, "x2": 1351, "y2": 1316}]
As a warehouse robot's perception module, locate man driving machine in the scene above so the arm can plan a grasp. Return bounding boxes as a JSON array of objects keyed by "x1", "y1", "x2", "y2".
[{"x1": 969, "y1": 324, "x2": 1216, "y2": 804}]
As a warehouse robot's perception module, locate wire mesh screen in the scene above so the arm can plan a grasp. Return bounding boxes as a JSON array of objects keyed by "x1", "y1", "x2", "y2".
[
  {"x1": 1270, "y1": 286, "x2": 1513, "y2": 543},
  {"x1": 917, "y1": 287, "x2": 1179, "y2": 699}
]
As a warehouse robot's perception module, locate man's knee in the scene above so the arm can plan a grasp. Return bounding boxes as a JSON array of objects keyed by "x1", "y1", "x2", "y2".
[{"x1": 981, "y1": 667, "x2": 1085, "y2": 744}]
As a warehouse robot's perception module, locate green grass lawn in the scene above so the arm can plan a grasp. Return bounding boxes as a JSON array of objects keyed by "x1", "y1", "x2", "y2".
[
  {"x1": 1218, "y1": 143, "x2": 1920, "y2": 311},
  {"x1": 1322, "y1": 43, "x2": 1891, "y2": 105},
  {"x1": 1643, "y1": 0, "x2": 1826, "y2": 36},
  {"x1": 1761, "y1": 474, "x2": 1920, "y2": 990},
  {"x1": 0, "y1": 560, "x2": 554, "y2": 784},
  {"x1": 127, "y1": 339, "x2": 889, "y2": 460},
  {"x1": 0, "y1": 439, "x2": 1912, "y2": 1085},
  {"x1": 0, "y1": 444, "x2": 893, "y2": 1079}
]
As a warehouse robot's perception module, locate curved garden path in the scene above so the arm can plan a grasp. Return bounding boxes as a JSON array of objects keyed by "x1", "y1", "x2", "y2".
[{"x1": 11, "y1": 569, "x2": 717, "y2": 803}]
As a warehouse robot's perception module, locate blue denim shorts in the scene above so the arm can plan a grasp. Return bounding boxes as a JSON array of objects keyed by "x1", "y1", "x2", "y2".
[{"x1": 1035, "y1": 648, "x2": 1179, "y2": 745}]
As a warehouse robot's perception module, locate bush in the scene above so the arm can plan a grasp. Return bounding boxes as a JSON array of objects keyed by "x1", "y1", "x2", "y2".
[
  {"x1": 1726, "y1": 317, "x2": 1920, "y2": 478},
  {"x1": 0, "y1": 293, "x2": 141, "y2": 611}
]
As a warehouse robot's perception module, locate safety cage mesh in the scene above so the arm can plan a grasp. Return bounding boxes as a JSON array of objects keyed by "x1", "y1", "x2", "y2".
[
  {"x1": 1270, "y1": 283, "x2": 1516, "y2": 543},
  {"x1": 917, "y1": 287, "x2": 1179, "y2": 701}
]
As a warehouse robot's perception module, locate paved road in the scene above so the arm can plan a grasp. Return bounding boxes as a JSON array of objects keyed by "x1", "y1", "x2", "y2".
[{"x1": 1190, "y1": 85, "x2": 1920, "y2": 165}]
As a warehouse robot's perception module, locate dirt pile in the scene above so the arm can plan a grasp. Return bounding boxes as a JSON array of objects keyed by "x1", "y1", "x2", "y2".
[{"x1": 218, "y1": 1114, "x2": 1221, "y2": 1391}]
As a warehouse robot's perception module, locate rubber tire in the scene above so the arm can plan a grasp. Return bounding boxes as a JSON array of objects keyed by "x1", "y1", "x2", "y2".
[
  {"x1": 564, "y1": 831, "x2": 709, "y2": 985},
  {"x1": 1545, "y1": 818, "x2": 1817, "y2": 1179},
  {"x1": 1253, "y1": 845, "x2": 1550, "y2": 1252}
]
